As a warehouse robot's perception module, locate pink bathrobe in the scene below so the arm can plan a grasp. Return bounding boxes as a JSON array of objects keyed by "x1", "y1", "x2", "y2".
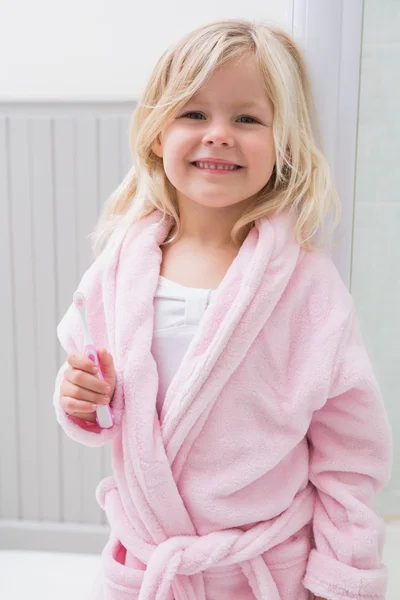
[{"x1": 53, "y1": 208, "x2": 392, "y2": 600}]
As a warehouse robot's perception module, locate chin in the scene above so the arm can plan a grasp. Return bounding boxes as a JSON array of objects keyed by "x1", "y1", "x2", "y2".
[{"x1": 185, "y1": 193, "x2": 247, "y2": 208}]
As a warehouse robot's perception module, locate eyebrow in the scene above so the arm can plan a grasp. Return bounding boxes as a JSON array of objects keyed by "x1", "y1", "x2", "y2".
[
  {"x1": 235, "y1": 101, "x2": 269, "y2": 111},
  {"x1": 186, "y1": 98, "x2": 270, "y2": 112}
]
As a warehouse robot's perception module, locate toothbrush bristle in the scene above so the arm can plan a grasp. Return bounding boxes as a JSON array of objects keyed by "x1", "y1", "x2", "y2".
[{"x1": 73, "y1": 292, "x2": 85, "y2": 308}]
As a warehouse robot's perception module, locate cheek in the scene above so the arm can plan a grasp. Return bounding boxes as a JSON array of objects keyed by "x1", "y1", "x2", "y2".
[
  {"x1": 249, "y1": 134, "x2": 275, "y2": 161},
  {"x1": 247, "y1": 138, "x2": 275, "y2": 173},
  {"x1": 164, "y1": 127, "x2": 194, "y2": 156},
  {"x1": 162, "y1": 132, "x2": 193, "y2": 173}
]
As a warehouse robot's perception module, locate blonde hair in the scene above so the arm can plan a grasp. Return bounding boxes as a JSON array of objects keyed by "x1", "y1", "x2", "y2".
[{"x1": 91, "y1": 19, "x2": 340, "y2": 256}]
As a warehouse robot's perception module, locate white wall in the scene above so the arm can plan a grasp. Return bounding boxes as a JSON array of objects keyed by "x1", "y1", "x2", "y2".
[{"x1": 0, "y1": 0, "x2": 291, "y2": 100}]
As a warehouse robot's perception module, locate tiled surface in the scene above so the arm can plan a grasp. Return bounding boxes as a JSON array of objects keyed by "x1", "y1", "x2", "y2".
[
  {"x1": 351, "y1": 204, "x2": 400, "y2": 516},
  {"x1": 363, "y1": 0, "x2": 400, "y2": 44},
  {"x1": 356, "y1": 43, "x2": 400, "y2": 204},
  {"x1": 352, "y1": 0, "x2": 400, "y2": 516},
  {"x1": 0, "y1": 524, "x2": 399, "y2": 599}
]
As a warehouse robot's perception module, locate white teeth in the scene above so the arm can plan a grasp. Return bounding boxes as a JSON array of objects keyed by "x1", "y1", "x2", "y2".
[{"x1": 195, "y1": 162, "x2": 238, "y2": 171}]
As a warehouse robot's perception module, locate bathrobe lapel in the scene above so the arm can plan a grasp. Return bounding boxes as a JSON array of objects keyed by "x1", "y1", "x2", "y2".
[{"x1": 112, "y1": 208, "x2": 300, "y2": 538}]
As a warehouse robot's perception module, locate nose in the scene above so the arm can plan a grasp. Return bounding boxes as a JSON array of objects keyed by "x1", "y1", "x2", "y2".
[{"x1": 202, "y1": 120, "x2": 234, "y2": 148}]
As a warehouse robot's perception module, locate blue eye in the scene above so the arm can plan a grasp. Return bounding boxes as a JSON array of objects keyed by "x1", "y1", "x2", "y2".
[
  {"x1": 182, "y1": 112, "x2": 206, "y2": 120},
  {"x1": 238, "y1": 115, "x2": 258, "y2": 124},
  {"x1": 180, "y1": 112, "x2": 260, "y2": 123}
]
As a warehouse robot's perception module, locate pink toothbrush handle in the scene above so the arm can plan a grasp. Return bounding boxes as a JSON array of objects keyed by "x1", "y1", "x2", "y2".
[{"x1": 84, "y1": 344, "x2": 114, "y2": 429}]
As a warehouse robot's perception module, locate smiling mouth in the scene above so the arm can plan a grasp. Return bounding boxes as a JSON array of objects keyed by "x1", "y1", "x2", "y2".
[{"x1": 191, "y1": 161, "x2": 242, "y2": 171}]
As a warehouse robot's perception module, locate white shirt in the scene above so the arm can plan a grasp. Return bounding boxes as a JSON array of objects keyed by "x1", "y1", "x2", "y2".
[{"x1": 151, "y1": 276, "x2": 217, "y2": 416}]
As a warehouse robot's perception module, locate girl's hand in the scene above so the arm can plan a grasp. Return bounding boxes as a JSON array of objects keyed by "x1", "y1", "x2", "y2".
[{"x1": 59, "y1": 348, "x2": 116, "y2": 423}]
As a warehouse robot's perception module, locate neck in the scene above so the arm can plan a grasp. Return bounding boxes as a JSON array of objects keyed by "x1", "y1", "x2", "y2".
[{"x1": 169, "y1": 195, "x2": 252, "y2": 249}]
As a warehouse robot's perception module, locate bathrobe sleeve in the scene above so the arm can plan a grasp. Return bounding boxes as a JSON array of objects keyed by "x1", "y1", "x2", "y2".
[
  {"x1": 53, "y1": 256, "x2": 124, "y2": 447},
  {"x1": 303, "y1": 307, "x2": 392, "y2": 600}
]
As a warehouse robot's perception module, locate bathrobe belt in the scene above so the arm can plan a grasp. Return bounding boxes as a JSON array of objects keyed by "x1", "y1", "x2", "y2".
[{"x1": 100, "y1": 479, "x2": 315, "y2": 600}]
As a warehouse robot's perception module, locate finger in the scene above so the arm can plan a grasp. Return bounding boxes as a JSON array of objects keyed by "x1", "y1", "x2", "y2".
[
  {"x1": 60, "y1": 381, "x2": 110, "y2": 405},
  {"x1": 98, "y1": 348, "x2": 114, "y2": 367},
  {"x1": 65, "y1": 367, "x2": 110, "y2": 395},
  {"x1": 60, "y1": 396, "x2": 99, "y2": 415},
  {"x1": 97, "y1": 348, "x2": 115, "y2": 381},
  {"x1": 67, "y1": 352, "x2": 100, "y2": 375},
  {"x1": 97, "y1": 347, "x2": 110, "y2": 362}
]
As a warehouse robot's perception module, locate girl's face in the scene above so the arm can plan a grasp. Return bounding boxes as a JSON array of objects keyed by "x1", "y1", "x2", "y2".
[{"x1": 152, "y1": 55, "x2": 276, "y2": 210}]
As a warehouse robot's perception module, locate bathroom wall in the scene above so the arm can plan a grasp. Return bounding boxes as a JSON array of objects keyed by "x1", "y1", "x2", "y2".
[{"x1": 352, "y1": 0, "x2": 400, "y2": 515}]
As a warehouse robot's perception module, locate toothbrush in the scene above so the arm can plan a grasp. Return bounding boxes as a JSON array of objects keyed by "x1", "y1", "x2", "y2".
[{"x1": 73, "y1": 291, "x2": 114, "y2": 428}]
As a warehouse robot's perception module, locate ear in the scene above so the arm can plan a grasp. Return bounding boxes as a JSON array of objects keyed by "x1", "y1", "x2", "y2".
[{"x1": 152, "y1": 134, "x2": 163, "y2": 158}]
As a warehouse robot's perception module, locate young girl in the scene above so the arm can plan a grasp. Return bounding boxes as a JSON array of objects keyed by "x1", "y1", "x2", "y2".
[{"x1": 54, "y1": 19, "x2": 392, "y2": 600}]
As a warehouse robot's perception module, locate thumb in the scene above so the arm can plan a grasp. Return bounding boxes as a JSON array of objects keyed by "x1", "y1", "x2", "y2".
[{"x1": 97, "y1": 348, "x2": 116, "y2": 388}]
